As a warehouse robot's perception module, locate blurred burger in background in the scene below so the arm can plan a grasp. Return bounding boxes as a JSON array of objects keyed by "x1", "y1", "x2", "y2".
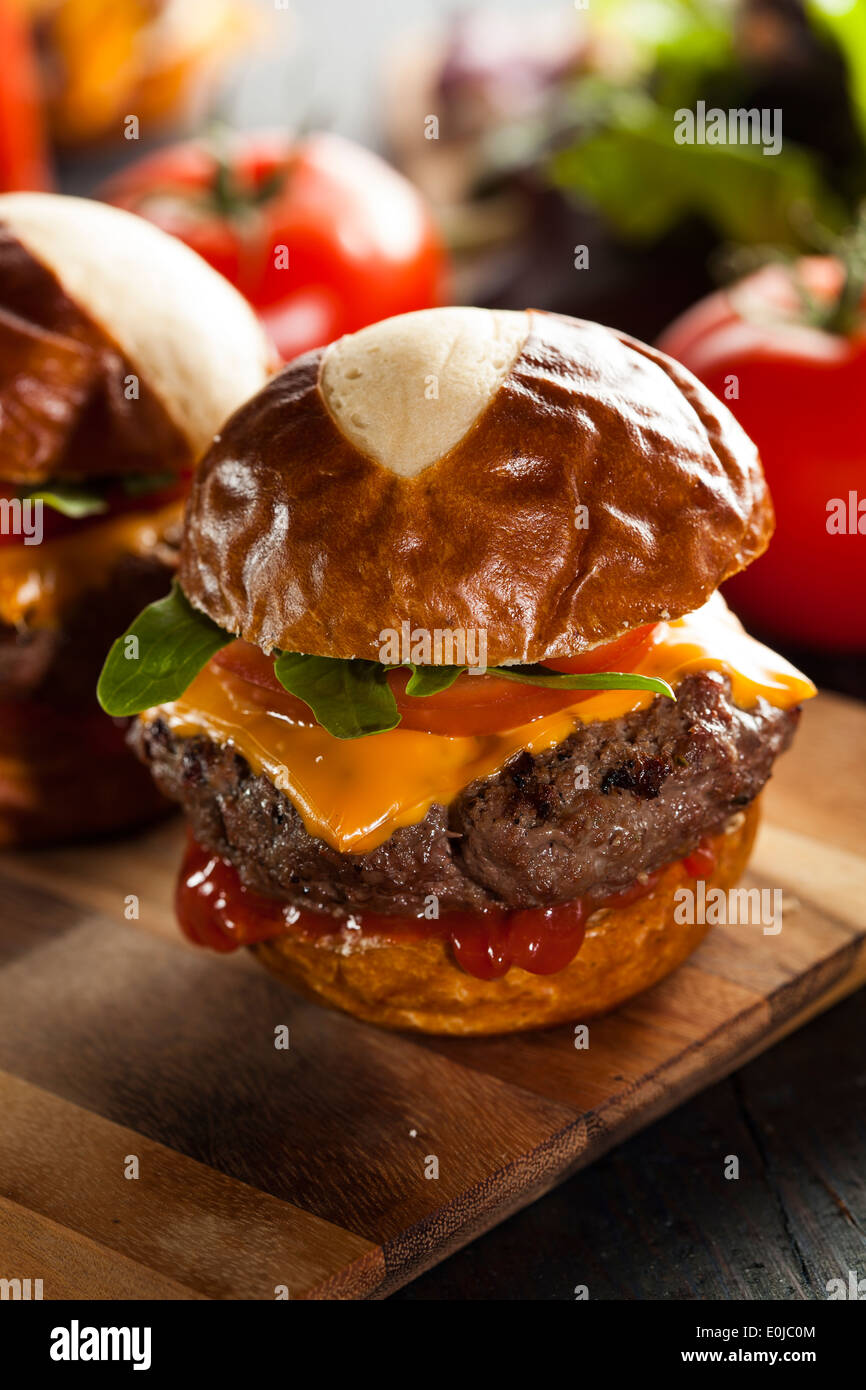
[
  {"x1": 0, "y1": 191, "x2": 270, "y2": 844},
  {"x1": 102, "y1": 129, "x2": 449, "y2": 362}
]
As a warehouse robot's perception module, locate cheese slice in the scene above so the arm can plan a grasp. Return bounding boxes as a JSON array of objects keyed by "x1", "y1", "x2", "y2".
[
  {"x1": 0, "y1": 499, "x2": 183, "y2": 627},
  {"x1": 147, "y1": 593, "x2": 816, "y2": 855}
]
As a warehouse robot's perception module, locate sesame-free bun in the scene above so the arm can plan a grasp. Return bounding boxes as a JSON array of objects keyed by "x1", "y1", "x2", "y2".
[
  {"x1": 321, "y1": 306, "x2": 529, "y2": 476},
  {"x1": 179, "y1": 307, "x2": 773, "y2": 666},
  {"x1": 253, "y1": 801, "x2": 760, "y2": 1035},
  {"x1": 0, "y1": 193, "x2": 271, "y2": 464}
]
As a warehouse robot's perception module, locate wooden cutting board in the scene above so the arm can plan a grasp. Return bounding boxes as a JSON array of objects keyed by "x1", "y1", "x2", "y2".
[{"x1": 0, "y1": 691, "x2": 864, "y2": 1300}]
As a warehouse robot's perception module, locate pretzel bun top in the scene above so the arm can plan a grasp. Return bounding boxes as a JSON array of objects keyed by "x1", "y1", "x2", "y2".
[
  {"x1": 0, "y1": 193, "x2": 271, "y2": 482},
  {"x1": 179, "y1": 306, "x2": 774, "y2": 665}
]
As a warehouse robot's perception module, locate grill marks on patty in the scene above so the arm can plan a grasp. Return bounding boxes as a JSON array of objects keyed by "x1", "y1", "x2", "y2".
[{"x1": 130, "y1": 671, "x2": 799, "y2": 917}]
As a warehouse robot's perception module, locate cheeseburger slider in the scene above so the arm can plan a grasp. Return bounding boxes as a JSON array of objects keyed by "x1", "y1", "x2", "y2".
[
  {"x1": 0, "y1": 193, "x2": 270, "y2": 844},
  {"x1": 100, "y1": 307, "x2": 815, "y2": 1034}
]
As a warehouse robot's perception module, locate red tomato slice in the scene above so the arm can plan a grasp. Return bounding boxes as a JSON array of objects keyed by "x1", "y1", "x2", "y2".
[
  {"x1": 387, "y1": 667, "x2": 592, "y2": 735},
  {"x1": 543, "y1": 624, "x2": 658, "y2": 674},
  {"x1": 211, "y1": 640, "x2": 283, "y2": 693},
  {"x1": 389, "y1": 624, "x2": 660, "y2": 735},
  {"x1": 211, "y1": 625, "x2": 661, "y2": 738},
  {"x1": 210, "y1": 642, "x2": 317, "y2": 725}
]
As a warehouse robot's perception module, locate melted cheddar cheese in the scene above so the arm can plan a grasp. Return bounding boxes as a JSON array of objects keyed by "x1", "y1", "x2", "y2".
[
  {"x1": 146, "y1": 594, "x2": 815, "y2": 855},
  {"x1": 0, "y1": 500, "x2": 183, "y2": 628}
]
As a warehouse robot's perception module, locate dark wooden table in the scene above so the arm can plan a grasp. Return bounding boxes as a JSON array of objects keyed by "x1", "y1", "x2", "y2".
[
  {"x1": 396, "y1": 642, "x2": 865, "y2": 1301},
  {"x1": 394, "y1": 990, "x2": 866, "y2": 1299},
  {"x1": 54, "y1": 12, "x2": 866, "y2": 1297}
]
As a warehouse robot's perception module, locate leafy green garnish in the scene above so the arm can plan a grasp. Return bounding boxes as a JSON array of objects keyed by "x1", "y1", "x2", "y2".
[
  {"x1": 97, "y1": 581, "x2": 234, "y2": 717},
  {"x1": 491, "y1": 666, "x2": 675, "y2": 698},
  {"x1": 272, "y1": 653, "x2": 400, "y2": 739},
  {"x1": 97, "y1": 590, "x2": 676, "y2": 736},
  {"x1": 401, "y1": 665, "x2": 464, "y2": 697},
  {"x1": 27, "y1": 481, "x2": 108, "y2": 518},
  {"x1": 120, "y1": 472, "x2": 176, "y2": 498},
  {"x1": 272, "y1": 656, "x2": 675, "y2": 739},
  {"x1": 26, "y1": 471, "x2": 177, "y2": 518}
]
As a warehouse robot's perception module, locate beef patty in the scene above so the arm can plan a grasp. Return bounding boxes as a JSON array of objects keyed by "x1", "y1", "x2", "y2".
[{"x1": 130, "y1": 671, "x2": 799, "y2": 916}]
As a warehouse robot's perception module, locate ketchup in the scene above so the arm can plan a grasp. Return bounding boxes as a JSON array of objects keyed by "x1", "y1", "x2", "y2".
[
  {"x1": 175, "y1": 840, "x2": 297, "y2": 953},
  {"x1": 683, "y1": 838, "x2": 717, "y2": 879},
  {"x1": 175, "y1": 832, "x2": 719, "y2": 981}
]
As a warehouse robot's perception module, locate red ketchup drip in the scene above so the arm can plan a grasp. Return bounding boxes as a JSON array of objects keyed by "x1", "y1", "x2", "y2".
[
  {"x1": 175, "y1": 837, "x2": 293, "y2": 953},
  {"x1": 175, "y1": 834, "x2": 716, "y2": 980},
  {"x1": 449, "y1": 902, "x2": 588, "y2": 981},
  {"x1": 683, "y1": 838, "x2": 717, "y2": 879}
]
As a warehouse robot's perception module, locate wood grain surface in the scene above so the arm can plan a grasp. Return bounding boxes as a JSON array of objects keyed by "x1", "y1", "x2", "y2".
[{"x1": 0, "y1": 692, "x2": 863, "y2": 1299}]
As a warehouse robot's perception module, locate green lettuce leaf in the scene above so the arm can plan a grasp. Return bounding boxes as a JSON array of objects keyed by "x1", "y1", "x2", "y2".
[
  {"x1": 97, "y1": 581, "x2": 234, "y2": 717},
  {"x1": 491, "y1": 666, "x2": 675, "y2": 698},
  {"x1": 272, "y1": 653, "x2": 400, "y2": 739},
  {"x1": 401, "y1": 665, "x2": 464, "y2": 697},
  {"x1": 26, "y1": 471, "x2": 178, "y2": 518},
  {"x1": 27, "y1": 481, "x2": 108, "y2": 518},
  {"x1": 96, "y1": 590, "x2": 677, "y2": 736}
]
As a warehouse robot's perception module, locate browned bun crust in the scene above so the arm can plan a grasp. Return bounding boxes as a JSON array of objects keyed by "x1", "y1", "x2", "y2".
[
  {"x1": 179, "y1": 309, "x2": 773, "y2": 665},
  {"x1": 253, "y1": 800, "x2": 760, "y2": 1035},
  {"x1": 0, "y1": 194, "x2": 271, "y2": 484},
  {"x1": 0, "y1": 707, "x2": 170, "y2": 847}
]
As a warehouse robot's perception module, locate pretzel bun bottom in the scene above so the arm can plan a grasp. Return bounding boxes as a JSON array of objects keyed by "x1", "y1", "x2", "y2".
[{"x1": 254, "y1": 801, "x2": 760, "y2": 1035}]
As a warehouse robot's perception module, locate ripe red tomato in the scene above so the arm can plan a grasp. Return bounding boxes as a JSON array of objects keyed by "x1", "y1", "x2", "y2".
[
  {"x1": 658, "y1": 257, "x2": 866, "y2": 650},
  {"x1": 102, "y1": 130, "x2": 448, "y2": 362},
  {"x1": 543, "y1": 624, "x2": 657, "y2": 675}
]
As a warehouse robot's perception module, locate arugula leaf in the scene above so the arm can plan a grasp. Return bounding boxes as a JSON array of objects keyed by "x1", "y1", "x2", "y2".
[
  {"x1": 490, "y1": 667, "x2": 675, "y2": 699},
  {"x1": 96, "y1": 586, "x2": 677, "y2": 735},
  {"x1": 26, "y1": 470, "x2": 177, "y2": 518},
  {"x1": 401, "y1": 665, "x2": 464, "y2": 697},
  {"x1": 97, "y1": 581, "x2": 234, "y2": 717},
  {"x1": 27, "y1": 481, "x2": 108, "y2": 518},
  {"x1": 273, "y1": 654, "x2": 674, "y2": 739},
  {"x1": 273, "y1": 652, "x2": 400, "y2": 739},
  {"x1": 120, "y1": 471, "x2": 176, "y2": 498}
]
